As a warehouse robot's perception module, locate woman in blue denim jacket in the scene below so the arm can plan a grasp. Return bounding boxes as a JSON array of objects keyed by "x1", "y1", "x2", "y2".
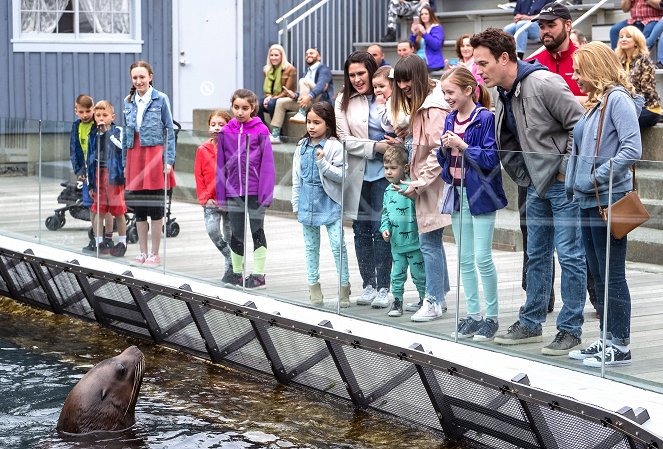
[
  {"x1": 122, "y1": 60, "x2": 177, "y2": 267},
  {"x1": 566, "y1": 42, "x2": 643, "y2": 368}
]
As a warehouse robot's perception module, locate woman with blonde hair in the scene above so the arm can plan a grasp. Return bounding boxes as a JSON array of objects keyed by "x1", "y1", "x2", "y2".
[
  {"x1": 615, "y1": 25, "x2": 662, "y2": 128},
  {"x1": 258, "y1": 44, "x2": 297, "y2": 128},
  {"x1": 566, "y1": 41, "x2": 643, "y2": 367}
]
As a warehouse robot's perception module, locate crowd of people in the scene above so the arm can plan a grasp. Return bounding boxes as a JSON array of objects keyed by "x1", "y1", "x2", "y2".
[{"x1": 68, "y1": 1, "x2": 660, "y2": 369}]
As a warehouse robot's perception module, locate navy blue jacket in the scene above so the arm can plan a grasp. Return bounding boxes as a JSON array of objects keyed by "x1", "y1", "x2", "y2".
[
  {"x1": 87, "y1": 124, "x2": 125, "y2": 189},
  {"x1": 514, "y1": 0, "x2": 547, "y2": 15},
  {"x1": 437, "y1": 106, "x2": 508, "y2": 216},
  {"x1": 70, "y1": 119, "x2": 97, "y2": 177},
  {"x1": 299, "y1": 63, "x2": 334, "y2": 104}
]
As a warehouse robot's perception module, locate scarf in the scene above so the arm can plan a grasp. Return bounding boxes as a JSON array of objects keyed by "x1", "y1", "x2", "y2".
[{"x1": 263, "y1": 65, "x2": 283, "y2": 96}]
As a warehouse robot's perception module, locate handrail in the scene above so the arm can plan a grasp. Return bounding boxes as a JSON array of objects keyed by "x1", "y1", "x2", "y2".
[
  {"x1": 282, "y1": 0, "x2": 330, "y2": 32},
  {"x1": 275, "y1": 0, "x2": 314, "y2": 25},
  {"x1": 518, "y1": 0, "x2": 611, "y2": 59}
]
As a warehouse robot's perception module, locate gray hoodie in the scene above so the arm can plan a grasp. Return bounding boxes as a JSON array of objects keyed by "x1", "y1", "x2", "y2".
[{"x1": 495, "y1": 60, "x2": 585, "y2": 197}]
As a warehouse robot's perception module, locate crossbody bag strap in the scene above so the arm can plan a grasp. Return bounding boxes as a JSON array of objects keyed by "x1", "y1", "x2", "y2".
[{"x1": 592, "y1": 90, "x2": 637, "y2": 216}]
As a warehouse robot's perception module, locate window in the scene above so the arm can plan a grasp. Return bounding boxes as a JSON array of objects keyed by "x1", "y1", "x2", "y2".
[{"x1": 12, "y1": 0, "x2": 142, "y2": 52}]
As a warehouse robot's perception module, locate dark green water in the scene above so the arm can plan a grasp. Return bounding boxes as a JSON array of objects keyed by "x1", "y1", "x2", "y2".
[{"x1": 0, "y1": 297, "x2": 458, "y2": 449}]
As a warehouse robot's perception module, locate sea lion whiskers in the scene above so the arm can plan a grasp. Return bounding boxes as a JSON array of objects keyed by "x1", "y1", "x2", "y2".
[{"x1": 125, "y1": 355, "x2": 144, "y2": 417}]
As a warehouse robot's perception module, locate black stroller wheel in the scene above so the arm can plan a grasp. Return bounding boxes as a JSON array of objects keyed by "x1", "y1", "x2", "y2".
[
  {"x1": 45, "y1": 214, "x2": 65, "y2": 231},
  {"x1": 166, "y1": 221, "x2": 180, "y2": 238}
]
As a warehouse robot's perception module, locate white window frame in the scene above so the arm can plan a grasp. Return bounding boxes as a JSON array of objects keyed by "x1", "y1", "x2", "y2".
[{"x1": 11, "y1": 0, "x2": 143, "y2": 53}]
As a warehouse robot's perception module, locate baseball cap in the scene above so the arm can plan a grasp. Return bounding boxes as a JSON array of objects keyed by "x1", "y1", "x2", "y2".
[{"x1": 533, "y1": 2, "x2": 572, "y2": 21}]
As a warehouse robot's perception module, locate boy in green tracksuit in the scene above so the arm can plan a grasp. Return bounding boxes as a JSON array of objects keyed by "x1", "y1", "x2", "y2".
[{"x1": 379, "y1": 147, "x2": 426, "y2": 317}]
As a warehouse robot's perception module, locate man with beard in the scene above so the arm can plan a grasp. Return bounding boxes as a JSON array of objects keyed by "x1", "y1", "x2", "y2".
[
  {"x1": 526, "y1": 2, "x2": 582, "y2": 96},
  {"x1": 268, "y1": 47, "x2": 334, "y2": 143}
]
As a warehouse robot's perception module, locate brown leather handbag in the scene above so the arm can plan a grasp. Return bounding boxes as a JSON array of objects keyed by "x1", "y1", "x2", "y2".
[{"x1": 592, "y1": 92, "x2": 650, "y2": 239}]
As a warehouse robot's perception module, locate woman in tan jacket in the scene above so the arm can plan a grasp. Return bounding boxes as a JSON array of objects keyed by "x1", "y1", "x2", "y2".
[
  {"x1": 391, "y1": 55, "x2": 451, "y2": 322},
  {"x1": 335, "y1": 51, "x2": 393, "y2": 308},
  {"x1": 258, "y1": 44, "x2": 297, "y2": 128}
]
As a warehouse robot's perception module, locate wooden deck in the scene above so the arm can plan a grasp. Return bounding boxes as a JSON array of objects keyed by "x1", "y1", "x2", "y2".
[{"x1": 2, "y1": 174, "x2": 663, "y2": 390}]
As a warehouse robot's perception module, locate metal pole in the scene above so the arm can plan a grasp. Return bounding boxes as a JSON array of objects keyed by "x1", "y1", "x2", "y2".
[
  {"x1": 453, "y1": 150, "x2": 464, "y2": 343},
  {"x1": 162, "y1": 127, "x2": 168, "y2": 273},
  {"x1": 337, "y1": 142, "x2": 347, "y2": 314},
  {"x1": 38, "y1": 120, "x2": 42, "y2": 243},
  {"x1": 600, "y1": 159, "x2": 614, "y2": 377},
  {"x1": 242, "y1": 133, "x2": 251, "y2": 289}
]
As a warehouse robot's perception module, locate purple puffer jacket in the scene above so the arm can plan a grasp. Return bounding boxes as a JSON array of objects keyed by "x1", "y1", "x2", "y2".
[{"x1": 216, "y1": 117, "x2": 275, "y2": 207}]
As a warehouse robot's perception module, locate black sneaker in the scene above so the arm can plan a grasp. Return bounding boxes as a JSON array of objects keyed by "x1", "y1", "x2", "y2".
[
  {"x1": 97, "y1": 240, "x2": 113, "y2": 255},
  {"x1": 569, "y1": 339, "x2": 611, "y2": 360},
  {"x1": 82, "y1": 240, "x2": 96, "y2": 253},
  {"x1": 541, "y1": 330, "x2": 582, "y2": 356},
  {"x1": 380, "y1": 27, "x2": 397, "y2": 42},
  {"x1": 244, "y1": 274, "x2": 266, "y2": 289},
  {"x1": 451, "y1": 317, "x2": 483, "y2": 339},
  {"x1": 493, "y1": 321, "x2": 543, "y2": 345},
  {"x1": 222, "y1": 272, "x2": 243, "y2": 286},
  {"x1": 109, "y1": 242, "x2": 126, "y2": 257},
  {"x1": 387, "y1": 299, "x2": 403, "y2": 317},
  {"x1": 583, "y1": 346, "x2": 631, "y2": 367},
  {"x1": 473, "y1": 318, "x2": 499, "y2": 341}
]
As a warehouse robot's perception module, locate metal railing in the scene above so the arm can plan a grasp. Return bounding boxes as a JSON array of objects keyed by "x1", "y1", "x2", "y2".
[{"x1": 275, "y1": 0, "x2": 387, "y2": 73}]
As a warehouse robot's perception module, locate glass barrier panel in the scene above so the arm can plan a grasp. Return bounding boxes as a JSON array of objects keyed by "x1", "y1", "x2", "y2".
[
  {"x1": 603, "y1": 156, "x2": 662, "y2": 390},
  {"x1": 0, "y1": 118, "x2": 42, "y2": 242}
]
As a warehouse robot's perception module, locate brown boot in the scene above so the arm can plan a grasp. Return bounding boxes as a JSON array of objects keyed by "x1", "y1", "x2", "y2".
[
  {"x1": 309, "y1": 282, "x2": 323, "y2": 305},
  {"x1": 339, "y1": 284, "x2": 351, "y2": 308}
]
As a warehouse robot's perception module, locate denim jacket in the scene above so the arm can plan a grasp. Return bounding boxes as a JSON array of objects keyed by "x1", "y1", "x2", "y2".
[
  {"x1": 122, "y1": 87, "x2": 176, "y2": 166},
  {"x1": 87, "y1": 124, "x2": 125, "y2": 188}
]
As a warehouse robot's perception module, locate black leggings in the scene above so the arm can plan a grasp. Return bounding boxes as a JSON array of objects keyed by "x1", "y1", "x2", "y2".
[
  {"x1": 126, "y1": 189, "x2": 166, "y2": 221},
  {"x1": 227, "y1": 196, "x2": 266, "y2": 256}
]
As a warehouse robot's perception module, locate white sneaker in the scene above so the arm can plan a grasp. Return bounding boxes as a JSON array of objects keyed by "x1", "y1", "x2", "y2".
[
  {"x1": 411, "y1": 299, "x2": 446, "y2": 322},
  {"x1": 289, "y1": 112, "x2": 306, "y2": 124},
  {"x1": 356, "y1": 285, "x2": 377, "y2": 305},
  {"x1": 371, "y1": 288, "x2": 390, "y2": 308},
  {"x1": 405, "y1": 299, "x2": 423, "y2": 312},
  {"x1": 269, "y1": 134, "x2": 281, "y2": 144}
]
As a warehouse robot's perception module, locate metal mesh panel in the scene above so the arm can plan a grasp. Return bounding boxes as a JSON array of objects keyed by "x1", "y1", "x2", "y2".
[
  {"x1": 341, "y1": 345, "x2": 442, "y2": 430},
  {"x1": 1, "y1": 255, "x2": 50, "y2": 308},
  {"x1": 531, "y1": 404, "x2": 632, "y2": 449},
  {"x1": 50, "y1": 269, "x2": 95, "y2": 318},
  {"x1": 201, "y1": 308, "x2": 272, "y2": 375},
  {"x1": 262, "y1": 326, "x2": 351, "y2": 400},
  {"x1": 433, "y1": 371, "x2": 538, "y2": 448},
  {"x1": 163, "y1": 320, "x2": 208, "y2": 355},
  {"x1": 144, "y1": 293, "x2": 190, "y2": 328}
]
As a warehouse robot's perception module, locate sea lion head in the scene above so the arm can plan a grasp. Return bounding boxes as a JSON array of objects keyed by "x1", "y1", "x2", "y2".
[{"x1": 57, "y1": 346, "x2": 145, "y2": 434}]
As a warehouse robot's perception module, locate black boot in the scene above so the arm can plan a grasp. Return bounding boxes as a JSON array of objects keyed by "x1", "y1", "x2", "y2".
[{"x1": 380, "y1": 27, "x2": 397, "y2": 42}]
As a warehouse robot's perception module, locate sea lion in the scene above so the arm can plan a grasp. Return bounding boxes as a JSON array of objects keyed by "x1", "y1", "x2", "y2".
[{"x1": 57, "y1": 345, "x2": 145, "y2": 434}]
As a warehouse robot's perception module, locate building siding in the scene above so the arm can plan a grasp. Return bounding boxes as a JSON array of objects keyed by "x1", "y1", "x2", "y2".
[{"x1": 0, "y1": 0, "x2": 173, "y2": 123}]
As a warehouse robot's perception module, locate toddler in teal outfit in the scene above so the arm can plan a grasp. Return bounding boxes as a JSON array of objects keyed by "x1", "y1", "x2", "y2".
[{"x1": 379, "y1": 147, "x2": 426, "y2": 317}]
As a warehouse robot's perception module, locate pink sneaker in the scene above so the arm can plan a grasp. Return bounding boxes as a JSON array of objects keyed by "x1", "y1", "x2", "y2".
[
  {"x1": 131, "y1": 253, "x2": 147, "y2": 266},
  {"x1": 144, "y1": 253, "x2": 161, "y2": 267}
]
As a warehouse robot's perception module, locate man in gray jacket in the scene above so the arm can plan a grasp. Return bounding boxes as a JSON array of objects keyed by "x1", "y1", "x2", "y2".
[{"x1": 471, "y1": 28, "x2": 587, "y2": 356}]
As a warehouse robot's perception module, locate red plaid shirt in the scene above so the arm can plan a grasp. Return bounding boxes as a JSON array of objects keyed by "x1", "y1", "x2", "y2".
[{"x1": 627, "y1": 0, "x2": 663, "y2": 25}]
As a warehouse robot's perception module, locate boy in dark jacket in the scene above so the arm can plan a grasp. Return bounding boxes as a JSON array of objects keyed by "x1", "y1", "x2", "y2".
[{"x1": 87, "y1": 100, "x2": 127, "y2": 257}]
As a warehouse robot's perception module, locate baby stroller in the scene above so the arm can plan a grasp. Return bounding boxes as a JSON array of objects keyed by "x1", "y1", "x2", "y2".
[{"x1": 45, "y1": 180, "x2": 91, "y2": 231}]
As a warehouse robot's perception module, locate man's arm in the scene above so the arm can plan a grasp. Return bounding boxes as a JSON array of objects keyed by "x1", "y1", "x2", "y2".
[{"x1": 621, "y1": 0, "x2": 632, "y2": 12}]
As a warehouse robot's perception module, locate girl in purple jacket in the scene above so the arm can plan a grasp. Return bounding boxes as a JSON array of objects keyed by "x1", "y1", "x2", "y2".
[
  {"x1": 217, "y1": 89, "x2": 275, "y2": 288},
  {"x1": 437, "y1": 67, "x2": 507, "y2": 341}
]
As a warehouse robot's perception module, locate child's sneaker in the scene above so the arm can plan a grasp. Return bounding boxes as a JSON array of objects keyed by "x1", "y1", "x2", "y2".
[
  {"x1": 371, "y1": 288, "x2": 390, "y2": 308},
  {"x1": 130, "y1": 253, "x2": 147, "y2": 266},
  {"x1": 357, "y1": 285, "x2": 377, "y2": 305},
  {"x1": 388, "y1": 299, "x2": 403, "y2": 317},
  {"x1": 109, "y1": 242, "x2": 127, "y2": 257},
  {"x1": 411, "y1": 298, "x2": 446, "y2": 322},
  {"x1": 583, "y1": 346, "x2": 631, "y2": 367},
  {"x1": 82, "y1": 240, "x2": 96, "y2": 253},
  {"x1": 405, "y1": 298, "x2": 423, "y2": 312},
  {"x1": 244, "y1": 274, "x2": 266, "y2": 289},
  {"x1": 143, "y1": 253, "x2": 161, "y2": 267},
  {"x1": 98, "y1": 240, "x2": 113, "y2": 255},
  {"x1": 473, "y1": 318, "x2": 499, "y2": 341},
  {"x1": 222, "y1": 272, "x2": 244, "y2": 286},
  {"x1": 451, "y1": 317, "x2": 483, "y2": 339}
]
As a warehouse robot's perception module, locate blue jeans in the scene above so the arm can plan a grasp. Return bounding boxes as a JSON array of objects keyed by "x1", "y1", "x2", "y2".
[
  {"x1": 258, "y1": 97, "x2": 279, "y2": 127},
  {"x1": 451, "y1": 187, "x2": 498, "y2": 318},
  {"x1": 353, "y1": 178, "x2": 392, "y2": 290},
  {"x1": 580, "y1": 206, "x2": 631, "y2": 346},
  {"x1": 610, "y1": 20, "x2": 657, "y2": 49},
  {"x1": 519, "y1": 182, "x2": 586, "y2": 337},
  {"x1": 302, "y1": 220, "x2": 350, "y2": 286},
  {"x1": 646, "y1": 18, "x2": 663, "y2": 63},
  {"x1": 504, "y1": 20, "x2": 540, "y2": 54},
  {"x1": 418, "y1": 227, "x2": 450, "y2": 305}
]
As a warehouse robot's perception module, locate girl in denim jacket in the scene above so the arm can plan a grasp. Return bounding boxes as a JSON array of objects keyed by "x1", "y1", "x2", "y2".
[{"x1": 122, "y1": 60, "x2": 177, "y2": 267}]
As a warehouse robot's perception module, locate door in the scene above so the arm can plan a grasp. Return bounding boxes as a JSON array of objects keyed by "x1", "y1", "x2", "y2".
[{"x1": 172, "y1": 0, "x2": 242, "y2": 129}]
